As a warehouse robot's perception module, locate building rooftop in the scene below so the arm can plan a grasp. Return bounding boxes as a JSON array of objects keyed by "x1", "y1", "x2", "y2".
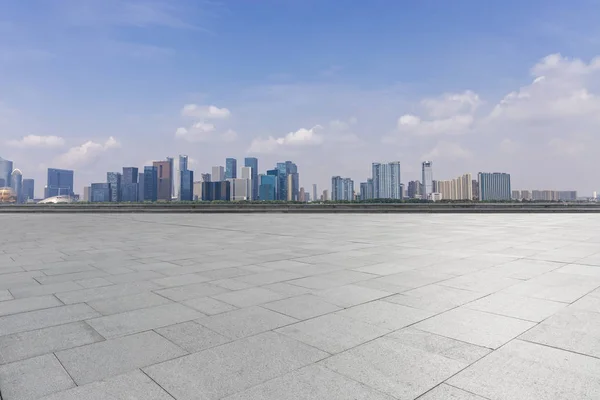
[{"x1": 1, "y1": 213, "x2": 600, "y2": 399}]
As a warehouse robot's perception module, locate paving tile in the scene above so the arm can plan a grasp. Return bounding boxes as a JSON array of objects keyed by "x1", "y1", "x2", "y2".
[
  {"x1": 181, "y1": 297, "x2": 238, "y2": 315},
  {"x1": 0, "y1": 321, "x2": 105, "y2": 364},
  {"x1": 104, "y1": 270, "x2": 165, "y2": 284},
  {"x1": 0, "y1": 271, "x2": 44, "y2": 290},
  {"x1": 465, "y1": 292, "x2": 566, "y2": 322},
  {"x1": 234, "y1": 270, "x2": 304, "y2": 285},
  {"x1": 448, "y1": 339, "x2": 600, "y2": 400},
  {"x1": 289, "y1": 270, "x2": 376, "y2": 290},
  {"x1": 211, "y1": 287, "x2": 287, "y2": 307},
  {"x1": 210, "y1": 278, "x2": 254, "y2": 290},
  {"x1": 87, "y1": 292, "x2": 172, "y2": 315},
  {"x1": 263, "y1": 294, "x2": 342, "y2": 319},
  {"x1": 500, "y1": 272, "x2": 600, "y2": 303},
  {"x1": 0, "y1": 295, "x2": 63, "y2": 317},
  {"x1": 155, "y1": 321, "x2": 230, "y2": 353},
  {"x1": 336, "y1": 300, "x2": 435, "y2": 330},
  {"x1": 368, "y1": 270, "x2": 454, "y2": 291},
  {"x1": 321, "y1": 328, "x2": 490, "y2": 399},
  {"x1": 0, "y1": 354, "x2": 75, "y2": 400},
  {"x1": 417, "y1": 384, "x2": 488, "y2": 399},
  {"x1": 570, "y1": 294, "x2": 600, "y2": 313},
  {"x1": 556, "y1": 263, "x2": 600, "y2": 278},
  {"x1": 520, "y1": 308, "x2": 600, "y2": 358},
  {"x1": 223, "y1": 364, "x2": 395, "y2": 400},
  {"x1": 0, "y1": 303, "x2": 100, "y2": 336},
  {"x1": 152, "y1": 273, "x2": 211, "y2": 288},
  {"x1": 154, "y1": 282, "x2": 230, "y2": 301},
  {"x1": 74, "y1": 277, "x2": 113, "y2": 288},
  {"x1": 87, "y1": 303, "x2": 203, "y2": 338},
  {"x1": 413, "y1": 307, "x2": 536, "y2": 349},
  {"x1": 261, "y1": 282, "x2": 314, "y2": 296},
  {"x1": 439, "y1": 271, "x2": 522, "y2": 295},
  {"x1": 277, "y1": 313, "x2": 390, "y2": 353},
  {"x1": 492, "y1": 259, "x2": 564, "y2": 280},
  {"x1": 385, "y1": 284, "x2": 485, "y2": 312},
  {"x1": 39, "y1": 370, "x2": 174, "y2": 400},
  {"x1": 313, "y1": 284, "x2": 391, "y2": 307},
  {"x1": 34, "y1": 270, "x2": 108, "y2": 285},
  {"x1": 198, "y1": 306, "x2": 297, "y2": 339},
  {"x1": 56, "y1": 281, "x2": 160, "y2": 304},
  {"x1": 144, "y1": 331, "x2": 328, "y2": 400},
  {"x1": 9, "y1": 281, "x2": 83, "y2": 299},
  {"x1": 0, "y1": 289, "x2": 13, "y2": 302},
  {"x1": 56, "y1": 331, "x2": 187, "y2": 385}
]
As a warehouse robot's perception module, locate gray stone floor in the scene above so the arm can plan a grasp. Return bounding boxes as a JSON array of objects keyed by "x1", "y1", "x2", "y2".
[{"x1": 1, "y1": 214, "x2": 600, "y2": 399}]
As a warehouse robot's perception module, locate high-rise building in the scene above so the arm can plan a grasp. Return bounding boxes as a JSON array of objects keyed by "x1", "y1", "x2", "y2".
[
  {"x1": 90, "y1": 183, "x2": 111, "y2": 202},
  {"x1": 240, "y1": 166, "x2": 253, "y2": 200},
  {"x1": 332, "y1": 176, "x2": 354, "y2": 201},
  {"x1": 22, "y1": 179, "x2": 34, "y2": 202},
  {"x1": 322, "y1": 189, "x2": 329, "y2": 201},
  {"x1": 45, "y1": 168, "x2": 74, "y2": 198},
  {"x1": 266, "y1": 169, "x2": 279, "y2": 200},
  {"x1": 174, "y1": 155, "x2": 188, "y2": 200},
  {"x1": 180, "y1": 169, "x2": 194, "y2": 201},
  {"x1": 202, "y1": 181, "x2": 231, "y2": 201},
  {"x1": 407, "y1": 180, "x2": 422, "y2": 199},
  {"x1": 435, "y1": 173, "x2": 473, "y2": 200},
  {"x1": 106, "y1": 172, "x2": 122, "y2": 202},
  {"x1": 121, "y1": 167, "x2": 139, "y2": 202},
  {"x1": 138, "y1": 173, "x2": 145, "y2": 201},
  {"x1": 225, "y1": 158, "x2": 237, "y2": 179},
  {"x1": 166, "y1": 157, "x2": 174, "y2": 199},
  {"x1": 212, "y1": 166, "x2": 225, "y2": 182},
  {"x1": 143, "y1": 166, "x2": 158, "y2": 202},
  {"x1": 10, "y1": 169, "x2": 23, "y2": 203},
  {"x1": 244, "y1": 157, "x2": 259, "y2": 200},
  {"x1": 83, "y1": 186, "x2": 91, "y2": 202},
  {"x1": 176, "y1": 155, "x2": 190, "y2": 201},
  {"x1": 371, "y1": 162, "x2": 401, "y2": 199},
  {"x1": 421, "y1": 161, "x2": 433, "y2": 199},
  {"x1": 512, "y1": 190, "x2": 521, "y2": 200},
  {"x1": 193, "y1": 173, "x2": 211, "y2": 201},
  {"x1": 472, "y1": 180, "x2": 479, "y2": 200},
  {"x1": 478, "y1": 172, "x2": 511, "y2": 201},
  {"x1": 259, "y1": 174, "x2": 277, "y2": 201},
  {"x1": 232, "y1": 178, "x2": 251, "y2": 201},
  {"x1": 153, "y1": 160, "x2": 172, "y2": 201},
  {"x1": 0, "y1": 157, "x2": 13, "y2": 188},
  {"x1": 312, "y1": 184, "x2": 317, "y2": 203},
  {"x1": 287, "y1": 174, "x2": 294, "y2": 201},
  {"x1": 360, "y1": 179, "x2": 374, "y2": 201},
  {"x1": 276, "y1": 161, "x2": 299, "y2": 201}
]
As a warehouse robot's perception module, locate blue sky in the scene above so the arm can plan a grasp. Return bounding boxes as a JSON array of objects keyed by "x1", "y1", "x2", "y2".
[{"x1": 2, "y1": 0, "x2": 600, "y2": 196}]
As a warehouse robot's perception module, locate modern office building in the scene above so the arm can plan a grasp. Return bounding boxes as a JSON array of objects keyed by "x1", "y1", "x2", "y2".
[
  {"x1": 45, "y1": 168, "x2": 74, "y2": 197},
  {"x1": 407, "y1": 180, "x2": 423, "y2": 199},
  {"x1": 370, "y1": 162, "x2": 401, "y2": 199},
  {"x1": 193, "y1": 173, "x2": 211, "y2": 200},
  {"x1": 244, "y1": 157, "x2": 259, "y2": 200},
  {"x1": 225, "y1": 158, "x2": 237, "y2": 180},
  {"x1": 83, "y1": 186, "x2": 91, "y2": 202},
  {"x1": 180, "y1": 169, "x2": 194, "y2": 201},
  {"x1": 138, "y1": 173, "x2": 145, "y2": 201},
  {"x1": 0, "y1": 156, "x2": 13, "y2": 187},
  {"x1": 322, "y1": 189, "x2": 329, "y2": 201},
  {"x1": 202, "y1": 181, "x2": 231, "y2": 201},
  {"x1": 121, "y1": 167, "x2": 139, "y2": 202},
  {"x1": 22, "y1": 178, "x2": 34, "y2": 202},
  {"x1": 106, "y1": 172, "x2": 122, "y2": 202},
  {"x1": 143, "y1": 166, "x2": 158, "y2": 202},
  {"x1": 173, "y1": 155, "x2": 188, "y2": 200},
  {"x1": 232, "y1": 178, "x2": 251, "y2": 201},
  {"x1": 421, "y1": 161, "x2": 433, "y2": 199},
  {"x1": 312, "y1": 184, "x2": 317, "y2": 203},
  {"x1": 10, "y1": 169, "x2": 23, "y2": 203},
  {"x1": 90, "y1": 183, "x2": 111, "y2": 202},
  {"x1": 478, "y1": 172, "x2": 511, "y2": 201},
  {"x1": 152, "y1": 160, "x2": 172, "y2": 201},
  {"x1": 287, "y1": 174, "x2": 294, "y2": 201},
  {"x1": 275, "y1": 161, "x2": 299, "y2": 201},
  {"x1": 260, "y1": 173, "x2": 277, "y2": 201},
  {"x1": 472, "y1": 180, "x2": 479, "y2": 200},
  {"x1": 332, "y1": 176, "x2": 354, "y2": 201},
  {"x1": 266, "y1": 169, "x2": 279, "y2": 200},
  {"x1": 360, "y1": 179, "x2": 374, "y2": 201},
  {"x1": 212, "y1": 166, "x2": 225, "y2": 182},
  {"x1": 166, "y1": 157, "x2": 174, "y2": 199},
  {"x1": 240, "y1": 166, "x2": 253, "y2": 200}
]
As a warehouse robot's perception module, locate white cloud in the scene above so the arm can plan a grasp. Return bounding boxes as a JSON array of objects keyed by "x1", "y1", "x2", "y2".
[
  {"x1": 421, "y1": 90, "x2": 482, "y2": 118},
  {"x1": 548, "y1": 138, "x2": 585, "y2": 156},
  {"x1": 174, "y1": 122, "x2": 236, "y2": 143},
  {"x1": 7, "y1": 134, "x2": 65, "y2": 148},
  {"x1": 422, "y1": 141, "x2": 472, "y2": 161},
  {"x1": 247, "y1": 125, "x2": 323, "y2": 154},
  {"x1": 55, "y1": 136, "x2": 120, "y2": 168},
  {"x1": 181, "y1": 104, "x2": 231, "y2": 119},
  {"x1": 499, "y1": 138, "x2": 519, "y2": 154},
  {"x1": 394, "y1": 113, "x2": 474, "y2": 137}
]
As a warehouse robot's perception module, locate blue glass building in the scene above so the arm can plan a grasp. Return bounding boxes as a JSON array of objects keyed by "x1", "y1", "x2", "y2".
[
  {"x1": 46, "y1": 168, "x2": 74, "y2": 197},
  {"x1": 259, "y1": 174, "x2": 277, "y2": 201},
  {"x1": 143, "y1": 166, "x2": 158, "y2": 202},
  {"x1": 180, "y1": 170, "x2": 194, "y2": 201},
  {"x1": 244, "y1": 157, "x2": 259, "y2": 199},
  {"x1": 90, "y1": 183, "x2": 111, "y2": 202},
  {"x1": 225, "y1": 158, "x2": 237, "y2": 179}
]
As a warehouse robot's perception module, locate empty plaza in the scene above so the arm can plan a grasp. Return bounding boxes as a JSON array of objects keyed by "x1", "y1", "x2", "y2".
[{"x1": 1, "y1": 213, "x2": 600, "y2": 399}]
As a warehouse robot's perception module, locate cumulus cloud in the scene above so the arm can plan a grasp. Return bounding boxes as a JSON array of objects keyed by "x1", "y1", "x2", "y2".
[
  {"x1": 422, "y1": 141, "x2": 472, "y2": 161},
  {"x1": 247, "y1": 125, "x2": 324, "y2": 154},
  {"x1": 181, "y1": 104, "x2": 231, "y2": 119},
  {"x1": 55, "y1": 136, "x2": 120, "y2": 168},
  {"x1": 7, "y1": 134, "x2": 65, "y2": 148},
  {"x1": 421, "y1": 90, "x2": 482, "y2": 118}
]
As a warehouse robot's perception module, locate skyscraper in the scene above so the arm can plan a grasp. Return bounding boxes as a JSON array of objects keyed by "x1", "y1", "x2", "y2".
[
  {"x1": 202, "y1": 181, "x2": 231, "y2": 201},
  {"x1": 22, "y1": 179, "x2": 34, "y2": 202},
  {"x1": 389, "y1": 162, "x2": 402, "y2": 199},
  {"x1": 225, "y1": 158, "x2": 237, "y2": 179},
  {"x1": 11, "y1": 169, "x2": 23, "y2": 203},
  {"x1": 90, "y1": 183, "x2": 111, "y2": 202},
  {"x1": 180, "y1": 169, "x2": 194, "y2": 201},
  {"x1": 371, "y1": 162, "x2": 401, "y2": 199},
  {"x1": 0, "y1": 157, "x2": 13, "y2": 187},
  {"x1": 152, "y1": 160, "x2": 172, "y2": 201},
  {"x1": 332, "y1": 176, "x2": 354, "y2": 201},
  {"x1": 421, "y1": 161, "x2": 433, "y2": 199},
  {"x1": 177, "y1": 155, "x2": 190, "y2": 201},
  {"x1": 312, "y1": 184, "x2": 317, "y2": 203},
  {"x1": 138, "y1": 173, "x2": 145, "y2": 201},
  {"x1": 144, "y1": 166, "x2": 158, "y2": 202},
  {"x1": 407, "y1": 180, "x2": 423, "y2": 199},
  {"x1": 260, "y1": 174, "x2": 277, "y2": 201},
  {"x1": 45, "y1": 168, "x2": 74, "y2": 198},
  {"x1": 166, "y1": 157, "x2": 174, "y2": 199},
  {"x1": 212, "y1": 166, "x2": 225, "y2": 182},
  {"x1": 276, "y1": 162, "x2": 287, "y2": 200},
  {"x1": 478, "y1": 172, "x2": 511, "y2": 201},
  {"x1": 121, "y1": 167, "x2": 139, "y2": 202},
  {"x1": 360, "y1": 179, "x2": 374, "y2": 200},
  {"x1": 106, "y1": 172, "x2": 122, "y2": 202},
  {"x1": 244, "y1": 157, "x2": 259, "y2": 200},
  {"x1": 174, "y1": 155, "x2": 187, "y2": 200}
]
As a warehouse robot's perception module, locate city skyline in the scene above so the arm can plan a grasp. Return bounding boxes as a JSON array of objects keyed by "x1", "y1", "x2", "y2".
[{"x1": 2, "y1": 2, "x2": 600, "y2": 195}]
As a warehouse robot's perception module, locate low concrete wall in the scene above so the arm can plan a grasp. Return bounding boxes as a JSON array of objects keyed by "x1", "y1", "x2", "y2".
[{"x1": 1, "y1": 203, "x2": 600, "y2": 213}]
